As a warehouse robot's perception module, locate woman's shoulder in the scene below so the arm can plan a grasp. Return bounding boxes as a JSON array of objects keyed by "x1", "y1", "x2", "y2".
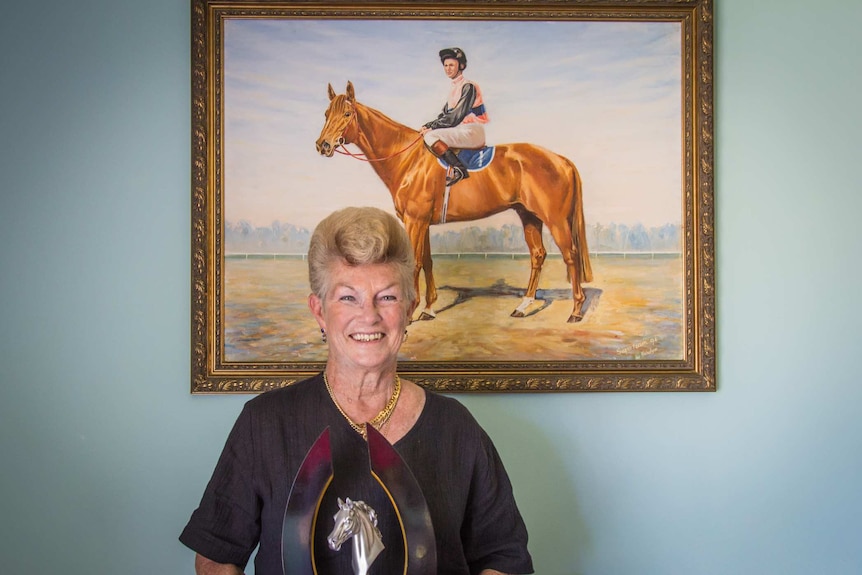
[
  {"x1": 420, "y1": 389, "x2": 482, "y2": 431},
  {"x1": 244, "y1": 373, "x2": 325, "y2": 414}
]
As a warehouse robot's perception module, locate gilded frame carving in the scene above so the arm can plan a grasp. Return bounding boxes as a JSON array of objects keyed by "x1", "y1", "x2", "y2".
[{"x1": 191, "y1": 0, "x2": 715, "y2": 393}]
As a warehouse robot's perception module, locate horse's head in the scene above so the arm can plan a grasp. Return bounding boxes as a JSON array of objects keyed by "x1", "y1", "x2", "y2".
[
  {"x1": 316, "y1": 81, "x2": 360, "y2": 157},
  {"x1": 327, "y1": 497, "x2": 360, "y2": 552},
  {"x1": 327, "y1": 497, "x2": 385, "y2": 572}
]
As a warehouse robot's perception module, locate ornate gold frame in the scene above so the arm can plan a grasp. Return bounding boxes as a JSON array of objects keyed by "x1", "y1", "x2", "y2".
[{"x1": 191, "y1": 0, "x2": 715, "y2": 393}]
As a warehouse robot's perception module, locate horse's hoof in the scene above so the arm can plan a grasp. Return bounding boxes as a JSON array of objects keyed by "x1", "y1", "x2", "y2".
[
  {"x1": 510, "y1": 310, "x2": 525, "y2": 318},
  {"x1": 418, "y1": 312, "x2": 436, "y2": 321},
  {"x1": 567, "y1": 314, "x2": 584, "y2": 323}
]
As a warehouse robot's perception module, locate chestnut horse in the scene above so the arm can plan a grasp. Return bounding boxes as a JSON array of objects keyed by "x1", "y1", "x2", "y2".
[{"x1": 315, "y1": 82, "x2": 592, "y2": 322}]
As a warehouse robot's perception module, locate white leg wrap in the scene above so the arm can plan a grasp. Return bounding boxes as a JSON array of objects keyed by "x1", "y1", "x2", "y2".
[{"x1": 514, "y1": 297, "x2": 535, "y2": 314}]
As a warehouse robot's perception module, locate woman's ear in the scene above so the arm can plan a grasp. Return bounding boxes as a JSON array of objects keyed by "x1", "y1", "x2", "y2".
[{"x1": 308, "y1": 293, "x2": 325, "y2": 329}]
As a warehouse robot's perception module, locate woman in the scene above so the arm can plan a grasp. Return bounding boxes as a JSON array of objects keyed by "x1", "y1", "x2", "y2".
[
  {"x1": 420, "y1": 47, "x2": 489, "y2": 186},
  {"x1": 180, "y1": 207, "x2": 532, "y2": 575}
]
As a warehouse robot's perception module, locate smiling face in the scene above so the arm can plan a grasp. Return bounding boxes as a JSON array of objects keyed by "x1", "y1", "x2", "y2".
[{"x1": 308, "y1": 260, "x2": 416, "y2": 375}]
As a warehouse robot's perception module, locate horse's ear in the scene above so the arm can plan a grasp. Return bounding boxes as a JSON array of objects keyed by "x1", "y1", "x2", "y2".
[
  {"x1": 346, "y1": 81, "x2": 355, "y2": 103},
  {"x1": 327, "y1": 83, "x2": 336, "y2": 101}
]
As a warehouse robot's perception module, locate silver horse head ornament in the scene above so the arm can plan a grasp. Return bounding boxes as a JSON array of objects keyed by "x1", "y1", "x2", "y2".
[{"x1": 327, "y1": 497, "x2": 385, "y2": 575}]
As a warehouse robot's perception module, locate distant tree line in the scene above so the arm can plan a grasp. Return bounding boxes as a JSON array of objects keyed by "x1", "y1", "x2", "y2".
[
  {"x1": 225, "y1": 221, "x2": 310, "y2": 254},
  {"x1": 225, "y1": 220, "x2": 681, "y2": 255}
]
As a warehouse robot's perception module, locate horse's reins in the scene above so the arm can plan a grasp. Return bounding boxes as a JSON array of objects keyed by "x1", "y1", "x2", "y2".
[{"x1": 334, "y1": 102, "x2": 423, "y2": 162}]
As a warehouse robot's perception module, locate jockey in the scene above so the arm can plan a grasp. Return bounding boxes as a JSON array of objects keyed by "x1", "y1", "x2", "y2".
[{"x1": 419, "y1": 47, "x2": 489, "y2": 186}]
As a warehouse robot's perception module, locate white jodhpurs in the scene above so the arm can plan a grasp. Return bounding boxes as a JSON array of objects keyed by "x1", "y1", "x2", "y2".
[{"x1": 423, "y1": 123, "x2": 485, "y2": 149}]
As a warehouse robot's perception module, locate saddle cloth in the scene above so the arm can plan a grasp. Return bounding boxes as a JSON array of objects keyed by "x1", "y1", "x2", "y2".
[{"x1": 436, "y1": 146, "x2": 496, "y2": 172}]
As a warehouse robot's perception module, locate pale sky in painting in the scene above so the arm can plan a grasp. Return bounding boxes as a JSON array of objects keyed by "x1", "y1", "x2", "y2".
[{"x1": 223, "y1": 18, "x2": 682, "y2": 230}]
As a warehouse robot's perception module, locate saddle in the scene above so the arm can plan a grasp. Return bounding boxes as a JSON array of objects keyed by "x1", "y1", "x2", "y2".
[
  {"x1": 433, "y1": 145, "x2": 496, "y2": 224},
  {"x1": 435, "y1": 145, "x2": 496, "y2": 172}
]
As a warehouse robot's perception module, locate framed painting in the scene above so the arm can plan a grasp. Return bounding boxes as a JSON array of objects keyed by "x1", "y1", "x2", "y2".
[{"x1": 191, "y1": 0, "x2": 715, "y2": 393}]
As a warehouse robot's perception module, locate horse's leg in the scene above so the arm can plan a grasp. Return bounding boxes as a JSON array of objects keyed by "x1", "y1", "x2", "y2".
[
  {"x1": 418, "y1": 227, "x2": 438, "y2": 320},
  {"x1": 511, "y1": 210, "x2": 546, "y2": 318},
  {"x1": 404, "y1": 219, "x2": 437, "y2": 320},
  {"x1": 546, "y1": 221, "x2": 586, "y2": 323}
]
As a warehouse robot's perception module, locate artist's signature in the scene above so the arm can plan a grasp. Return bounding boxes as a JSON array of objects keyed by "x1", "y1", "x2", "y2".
[{"x1": 617, "y1": 336, "x2": 661, "y2": 358}]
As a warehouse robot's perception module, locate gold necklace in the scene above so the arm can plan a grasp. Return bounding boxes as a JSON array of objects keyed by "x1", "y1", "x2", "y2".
[{"x1": 324, "y1": 373, "x2": 401, "y2": 440}]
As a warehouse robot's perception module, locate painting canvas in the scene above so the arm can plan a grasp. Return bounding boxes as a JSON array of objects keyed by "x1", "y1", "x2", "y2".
[{"x1": 191, "y1": 0, "x2": 715, "y2": 393}]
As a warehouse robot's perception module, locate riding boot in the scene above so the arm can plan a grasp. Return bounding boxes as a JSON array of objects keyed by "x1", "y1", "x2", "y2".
[{"x1": 430, "y1": 140, "x2": 470, "y2": 186}]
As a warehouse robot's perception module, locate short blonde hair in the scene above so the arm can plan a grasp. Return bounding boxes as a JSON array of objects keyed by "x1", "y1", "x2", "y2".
[{"x1": 308, "y1": 207, "x2": 416, "y2": 302}]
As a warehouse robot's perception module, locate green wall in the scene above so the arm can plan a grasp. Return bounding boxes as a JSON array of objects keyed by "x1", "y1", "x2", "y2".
[{"x1": 1, "y1": 1, "x2": 860, "y2": 573}]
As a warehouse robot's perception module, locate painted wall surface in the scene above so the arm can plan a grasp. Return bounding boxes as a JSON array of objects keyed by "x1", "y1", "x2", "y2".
[{"x1": 1, "y1": 1, "x2": 860, "y2": 574}]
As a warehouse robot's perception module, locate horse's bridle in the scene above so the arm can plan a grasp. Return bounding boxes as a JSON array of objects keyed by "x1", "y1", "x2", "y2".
[{"x1": 332, "y1": 100, "x2": 423, "y2": 162}]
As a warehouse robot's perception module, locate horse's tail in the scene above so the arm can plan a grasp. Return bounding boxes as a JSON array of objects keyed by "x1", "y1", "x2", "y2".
[{"x1": 570, "y1": 162, "x2": 593, "y2": 283}]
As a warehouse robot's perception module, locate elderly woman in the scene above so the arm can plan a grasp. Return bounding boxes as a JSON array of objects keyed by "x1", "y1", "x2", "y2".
[{"x1": 180, "y1": 207, "x2": 533, "y2": 575}]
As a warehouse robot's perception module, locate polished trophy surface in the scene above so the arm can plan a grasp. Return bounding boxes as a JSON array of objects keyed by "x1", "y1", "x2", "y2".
[{"x1": 282, "y1": 426, "x2": 436, "y2": 575}]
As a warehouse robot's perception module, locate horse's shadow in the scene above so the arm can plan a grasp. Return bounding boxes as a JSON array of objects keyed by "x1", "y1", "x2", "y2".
[{"x1": 433, "y1": 279, "x2": 602, "y2": 319}]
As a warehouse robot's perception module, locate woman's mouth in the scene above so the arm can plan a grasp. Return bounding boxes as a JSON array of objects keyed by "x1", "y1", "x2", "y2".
[{"x1": 351, "y1": 333, "x2": 384, "y2": 342}]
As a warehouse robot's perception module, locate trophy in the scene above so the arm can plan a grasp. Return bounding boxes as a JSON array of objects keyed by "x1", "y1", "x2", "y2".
[{"x1": 282, "y1": 426, "x2": 437, "y2": 575}]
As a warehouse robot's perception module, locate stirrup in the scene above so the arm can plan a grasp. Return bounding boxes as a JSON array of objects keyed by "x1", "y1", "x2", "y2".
[{"x1": 446, "y1": 166, "x2": 469, "y2": 186}]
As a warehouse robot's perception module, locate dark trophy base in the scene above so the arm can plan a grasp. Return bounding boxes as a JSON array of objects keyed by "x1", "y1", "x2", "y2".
[{"x1": 282, "y1": 426, "x2": 437, "y2": 575}]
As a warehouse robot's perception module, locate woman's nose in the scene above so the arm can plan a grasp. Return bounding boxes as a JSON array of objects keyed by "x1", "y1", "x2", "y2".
[{"x1": 359, "y1": 299, "x2": 381, "y2": 319}]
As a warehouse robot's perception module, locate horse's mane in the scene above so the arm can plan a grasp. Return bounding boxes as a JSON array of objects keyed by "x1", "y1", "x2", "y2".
[
  {"x1": 352, "y1": 499, "x2": 377, "y2": 522},
  {"x1": 354, "y1": 101, "x2": 416, "y2": 134}
]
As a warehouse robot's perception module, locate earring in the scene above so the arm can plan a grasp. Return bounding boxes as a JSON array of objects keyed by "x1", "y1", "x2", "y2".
[
  {"x1": 321, "y1": 328, "x2": 327, "y2": 343},
  {"x1": 402, "y1": 329, "x2": 408, "y2": 342}
]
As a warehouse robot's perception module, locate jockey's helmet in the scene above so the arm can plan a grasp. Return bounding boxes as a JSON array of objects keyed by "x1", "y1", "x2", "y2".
[{"x1": 439, "y1": 47, "x2": 467, "y2": 70}]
